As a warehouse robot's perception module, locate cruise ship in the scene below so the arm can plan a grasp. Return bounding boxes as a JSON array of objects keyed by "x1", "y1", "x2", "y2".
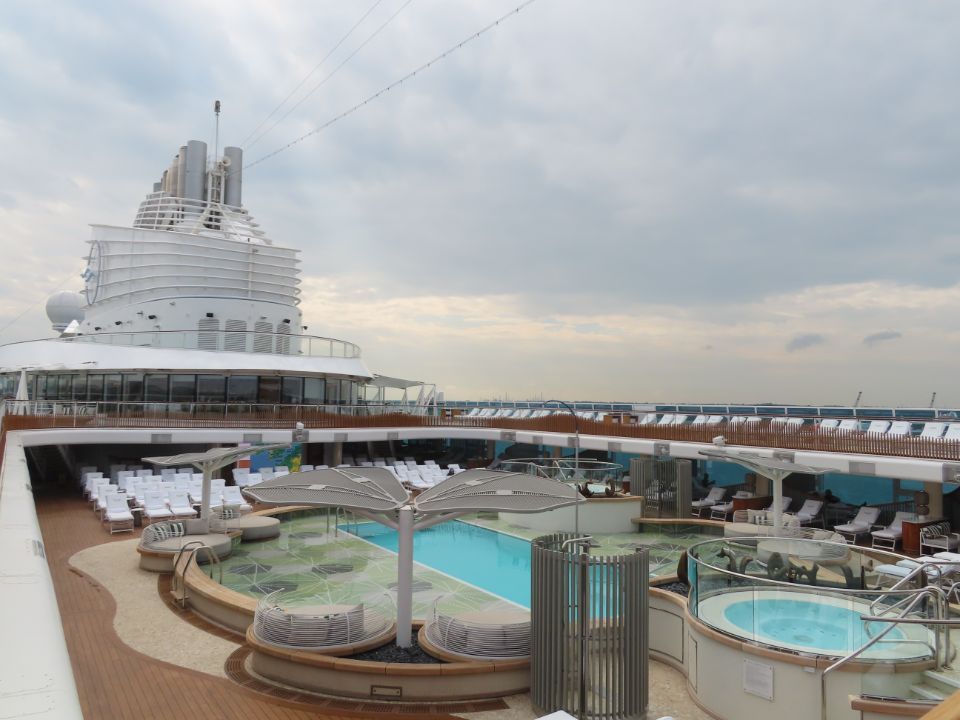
[{"x1": 2, "y1": 140, "x2": 959, "y2": 720}]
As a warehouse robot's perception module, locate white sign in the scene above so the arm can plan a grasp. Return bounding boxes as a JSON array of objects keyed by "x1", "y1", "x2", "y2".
[{"x1": 743, "y1": 659, "x2": 774, "y2": 701}]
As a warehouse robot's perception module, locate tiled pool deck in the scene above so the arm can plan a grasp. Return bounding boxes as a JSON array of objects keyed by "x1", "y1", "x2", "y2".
[{"x1": 217, "y1": 511, "x2": 715, "y2": 616}]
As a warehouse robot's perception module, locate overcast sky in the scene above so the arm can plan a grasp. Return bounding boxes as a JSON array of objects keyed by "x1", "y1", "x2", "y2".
[{"x1": 2, "y1": 0, "x2": 959, "y2": 406}]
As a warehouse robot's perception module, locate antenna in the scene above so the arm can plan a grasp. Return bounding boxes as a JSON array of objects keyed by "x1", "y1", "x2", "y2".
[
  {"x1": 853, "y1": 391, "x2": 862, "y2": 408},
  {"x1": 213, "y1": 99, "x2": 221, "y2": 163},
  {"x1": 930, "y1": 391, "x2": 937, "y2": 408}
]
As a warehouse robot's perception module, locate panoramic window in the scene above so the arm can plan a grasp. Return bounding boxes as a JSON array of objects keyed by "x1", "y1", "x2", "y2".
[
  {"x1": 281, "y1": 376, "x2": 302, "y2": 405},
  {"x1": 169, "y1": 375, "x2": 196, "y2": 403},
  {"x1": 227, "y1": 375, "x2": 257, "y2": 403},
  {"x1": 144, "y1": 374, "x2": 169, "y2": 403},
  {"x1": 87, "y1": 375, "x2": 104, "y2": 401},
  {"x1": 122, "y1": 374, "x2": 144, "y2": 402},
  {"x1": 197, "y1": 374, "x2": 226, "y2": 403},
  {"x1": 258, "y1": 376, "x2": 281, "y2": 404}
]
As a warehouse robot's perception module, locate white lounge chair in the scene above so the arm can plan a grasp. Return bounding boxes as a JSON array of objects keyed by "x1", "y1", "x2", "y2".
[
  {"x1": 709, "y1": 491, "x2": 754, "y2": 520},
  {"x1": 103, "y1": 493, "x2": 134, "y2": 534},
  {"x1": 838, "y1": 419, "x2": 860, "y2": 432},
  {"x1": 920, "y1": 422, "x2": 946, "y2": 439},
  {"x1": 887, "y1": 421, "x2": 911, "y2": 437},
  {"x1": 222, "y1": 486, "x2": 252, "y2": 514},
  {"x1": 706, "y1": 415, "x2": 725, "y2": 426},
  {"x1": 865, "y1": 420, "x2": 891, "y2": 434},
  {"x1": 819, "y1": 419, "x2": 839, "y2": 432},
  {"x1": 766, "y1": 496, "x2": 792, "y2": 513},
  {"x1": 300, "y1": 464, "x2": 314, "y2": 472},
  {"x1": 143, "y1": 490, "x2": 173, "y2": 523},
  {"x1": 168, "y1": 490, "x2": 197, "y2": 518},
  {"x1": 920, "y1": 523, "x2": 960, "y2": 556},
  {"x1": 657, "y1": 414, "x2": 675, "y2": 426},
  {"x1": 945, "y1": 424, "x2": 960, "y2": 441},
  {"x1": 834, "y1": 506, "x2": 881, "y2": 542},
  {"x1": 796, "y1": 499, "x2": 824, "y2": 526},
  {"x1": 691, "y1": 487, "x2": 726, "y2": 516},
  {"x1": 871, "y1": 512, "x2": 916, "y2": 550},
  {"x1": 638, "y1": 413, "x2": 657, "y2": 426}
]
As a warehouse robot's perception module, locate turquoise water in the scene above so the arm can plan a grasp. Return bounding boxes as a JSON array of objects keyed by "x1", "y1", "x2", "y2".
[
  {"x1": 724, "y1": 598, "x2": 904, "y2": 652},
  {"x1": 349, "y1": 520, "x2": 534, "y2": 607}
]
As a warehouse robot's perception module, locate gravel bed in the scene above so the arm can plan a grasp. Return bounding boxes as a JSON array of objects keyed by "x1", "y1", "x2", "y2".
[
  {"x1": 349, "y1": 633, "x2": 440, "y2": 664},
  {"x1": 657, "y1": 581, "x2": 690, "y2": 597}
]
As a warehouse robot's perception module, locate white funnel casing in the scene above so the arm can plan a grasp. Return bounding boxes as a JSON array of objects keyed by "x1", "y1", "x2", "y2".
[
  {"x1": 223, "y1": 146, "x2": 243, "y2": 207},
  {"x1": 176, "y1": 145, "x2": 187, "y2": 199},
  {"x1": 184, "y1": 140, "x2": 207, "y2": 202}
]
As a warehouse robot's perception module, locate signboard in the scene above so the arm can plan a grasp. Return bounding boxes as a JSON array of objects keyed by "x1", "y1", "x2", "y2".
[{"x1": 743, "y1": 659, "x2": 774, "y2": 701}]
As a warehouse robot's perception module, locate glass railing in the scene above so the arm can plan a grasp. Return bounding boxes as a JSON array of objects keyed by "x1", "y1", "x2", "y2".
[
  {"x1": 497, "y1": 458, "x2": 625, "y2": 489},
  {"x1": 1, "y1": 329, "x2": 361, "y2": 358},
  {"x1": 688, "y1": 538, "x2": 960, "y2": 718}
]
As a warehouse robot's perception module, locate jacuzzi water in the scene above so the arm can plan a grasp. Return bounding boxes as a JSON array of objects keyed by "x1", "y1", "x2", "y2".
[{"x1": 723, "y1": 597, "x2": 905, "y2": 652}]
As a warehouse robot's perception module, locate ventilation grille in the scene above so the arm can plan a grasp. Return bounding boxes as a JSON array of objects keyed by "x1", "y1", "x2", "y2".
[
  {"x1": 224, "y1": 319, "x2": 247, "y2": 352},
  {"x1": 253, "y1": 321, "x2": 273, "y2": 353},
  {"x1": 275, "y1": 323, "x2": 291, "y2": 354},
  {"x1": 198, "y1": 317, "x2": 219, "y2": 350}
]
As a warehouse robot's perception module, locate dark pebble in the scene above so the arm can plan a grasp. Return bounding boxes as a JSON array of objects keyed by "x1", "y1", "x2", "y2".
[
  {"x1": 350, "y1": 633, "x2": 440, "y2": 664},
  {"x1": 658, "y1": 581, "x2": 690, "y2": 597}
]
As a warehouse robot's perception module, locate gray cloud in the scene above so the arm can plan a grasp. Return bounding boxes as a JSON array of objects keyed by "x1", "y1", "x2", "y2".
[
  {"x1": 786, "y1": 333, "x2": 826, "y2": 352},
  {"x1": 863, "y1": 330, "x2": 903, "y2": 346}
]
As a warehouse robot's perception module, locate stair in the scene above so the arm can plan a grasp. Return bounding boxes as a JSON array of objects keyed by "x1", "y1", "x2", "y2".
[{"x1": 909, "y1": 669, "x2": 960, "y2": 701}]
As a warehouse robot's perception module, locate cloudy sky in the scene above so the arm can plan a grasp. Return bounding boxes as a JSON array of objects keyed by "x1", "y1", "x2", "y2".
[{"x1": 2, "y1": 0, "x2": 959, "y2": 406}]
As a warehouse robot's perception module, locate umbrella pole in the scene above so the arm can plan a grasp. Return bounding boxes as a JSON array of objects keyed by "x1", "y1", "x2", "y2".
[
  {"x1": 201, "y1": 462, "x2": 212, "y2": 529},
  {"x1": 396, "y1": 506, "x2": 414, "y2": 647}
]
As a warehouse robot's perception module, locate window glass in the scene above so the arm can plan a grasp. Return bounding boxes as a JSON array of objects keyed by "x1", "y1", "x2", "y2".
[
  {"x1": 36, "y1": 375, "x2": 47, "y2": 400},
  {"x1": 281, "y1": 376, "x2": 302, "y2": 405},
  {"x1": 72, "y1": 375, "x2": 87, "y2": 401},
  {"x1": 227, "y1": 375, "x2": 257, "y2": 403},
  {"x1": 122, "y1": 374, "x2": 144, "y2": 402},
  {"x1": 259, "y1": 376, "x2": 281, "y2": 404},
  {"x1": 104, "y1": 374, "x2": 122, "y2": 401},
  {"x1": 145, "y1": 374, "x2": 169, "y2": 402},
  {"x1": 303, "y1": 377, "x2": 325, "y2": 405},
  {"x1": 326, "y1": 378, "x2": 340, "y2": 405},
  {"x1": 340, "y1": 380, "x2": 351, "y2": 406},
  {"x1": 57, "y1": 375, "x2": 72, "y2": 400},
  {"x1": 170, "y1": 375, "x2": 196, "y2": 403},
  {"x1": 87, "y1": 375, "x2": 104, "y2": 401},
  {"x1": 197, "y1": 375, "x2": 226, "y2": 403}
]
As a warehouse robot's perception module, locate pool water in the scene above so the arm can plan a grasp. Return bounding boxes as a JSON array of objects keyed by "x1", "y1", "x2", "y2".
[
  {"x1": 349, "y1": 520, "x2": 534, "y2": 607},
  {"x1": 724, "y1": 598, "x2": 905, "y2": 652}
]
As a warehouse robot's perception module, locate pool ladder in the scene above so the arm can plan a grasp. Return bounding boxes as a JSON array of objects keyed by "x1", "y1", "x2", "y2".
[{"x1": 171, "y1": 541, "x2": 223, "y2": 609}]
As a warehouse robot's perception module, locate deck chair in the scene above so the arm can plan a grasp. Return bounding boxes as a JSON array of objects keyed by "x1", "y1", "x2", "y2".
[
  {"x1": 222, "y1": 486, "x2": 252, "y2": 514},
  {"x1": 920, "y1": 523, "x2": 960, "y2": 556},
  {"x1": 168, "y1": 490, "x2": 197, "y2": 518},
  {"x1": 706, "y1": 415, "x2": 725, "y2": 426},
  {"x1": 766, "y1": 496, "x2": 792, "y2": 513},
  {"x1": 945, "y1": 425, "x2": 960, "y2": 441},
  {"x1": 796, "y1": 499, "x2": 824, "y2": 526},
  {"x1": 657, "y1": 414, "x2": 675, "y2": 426},
  {"x1": 143, "y1": 490, "x2": 173, "y2": 523},
  {"x1": 103, "y1": 493, "x2": 134, "y2": 534},
  {"x1": 819, "y1": 419, "x2": 839, "y2": 432},
  {"x1": 691, "y1": 487, "x2": 726, "y2": 516},
  {"x1": 838, "y1": 419, "x2": 860, "y2": 432},
  {"x1": 300, "y1": 465, "x2": 314, "y2": 472},
  {"x1": 709, "y1": 491, "x2": 754, "y2": 520},
  {"x1": 887, "y1": 421, "x2": 911, "y2": 437},
  {"x1": 96, "y1": 485, "x2": 119, "y2": 517},
  {"x1": 638, "y1": 413, "x2": 657, "y2": 425},
  {"x1": 865, "y1": 420, "x2": 891, "y2": 434},
  {"x1": 833, "y1": 506, "x2": 881, "y2": 541},
  {"x1": 871, "y1": 512, "x2": 915, "y2": 550},
  {"x1": 920, "y1": 422, "x2": 946, "y2": 439}
]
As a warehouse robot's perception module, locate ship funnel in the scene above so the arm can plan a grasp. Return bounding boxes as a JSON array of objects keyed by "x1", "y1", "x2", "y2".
[
  {"x1": 184, "y1": 140, "x2": 207, "y2": 202},
  {"x1": 223, "y1": 146, "x2": 242, "y2": 207}
]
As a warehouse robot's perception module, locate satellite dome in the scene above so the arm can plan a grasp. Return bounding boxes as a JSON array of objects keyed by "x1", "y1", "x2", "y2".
[{"x1": 46, "y1": 291, "x2": 86, "y2": 332}]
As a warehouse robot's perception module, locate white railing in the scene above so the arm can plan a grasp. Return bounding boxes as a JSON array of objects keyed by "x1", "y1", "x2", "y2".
[
  {"x1": 133, "y1": 193, "x2": 271, "y2": 244},
  {"x1": 1, "y1": 329, "x2": 361, "y2": 359}
]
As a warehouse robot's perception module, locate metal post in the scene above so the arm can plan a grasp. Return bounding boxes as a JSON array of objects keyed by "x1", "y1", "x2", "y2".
[
  {"x1": 396, "y1": 506, "x2": 415, "y2": 647},
  {"x1": 201, "y1": 461, "x2": 212, "y2": 526},
  {"x1": 578, "y1": 548, "x2": 589, "y2": 719}
]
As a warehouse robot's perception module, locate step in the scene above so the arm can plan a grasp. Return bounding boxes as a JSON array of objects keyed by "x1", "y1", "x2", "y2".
[
  {"x1": 923, "y1": 669, "x2": 960, "y2": 692},
  {"x1": 909, "y1": 683, "x2": 946, "y2": 701}
]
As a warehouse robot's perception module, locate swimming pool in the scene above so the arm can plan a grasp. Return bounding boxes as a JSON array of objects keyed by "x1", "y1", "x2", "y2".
[{"x1": 349, "y1": 520, "x2": 534, "y2": 607}]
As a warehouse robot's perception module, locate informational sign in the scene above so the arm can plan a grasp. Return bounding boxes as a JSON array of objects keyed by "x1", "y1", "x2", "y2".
[
  {"x1": 250, "y1": 443, "x2": 302, "y2": 472},
  {"x1": 743, "y1": 659, "x2": 774, "y2": 701}
]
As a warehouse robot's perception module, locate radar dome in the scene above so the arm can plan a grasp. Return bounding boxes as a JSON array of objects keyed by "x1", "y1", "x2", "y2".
[{"x1": 46, "y1": 291, "x2": 86, "y2": 332}]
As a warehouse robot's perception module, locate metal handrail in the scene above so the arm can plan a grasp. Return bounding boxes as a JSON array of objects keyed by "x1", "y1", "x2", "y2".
[
  {"x1": 820, "y1": 587, "x2": 951, "y2": 720},
  {"x1": 171, "y1": 540, "x2": 223, "y2": 607}
]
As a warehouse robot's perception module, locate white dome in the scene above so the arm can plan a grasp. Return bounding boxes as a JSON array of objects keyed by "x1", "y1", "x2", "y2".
[{"x1": 46, "y1": 291, "x2": 86, "y2": 331}]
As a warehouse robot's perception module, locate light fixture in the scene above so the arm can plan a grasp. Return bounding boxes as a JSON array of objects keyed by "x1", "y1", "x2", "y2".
[
  {"x1": 147, "y1": 314, "x2": 157, "y2": 320},
  {"x1": 114, "y1": 321, "x2": 122, "y2": 326},
  {"x1": 205, "y1": 312, "x2": 214, "y2": 318}
]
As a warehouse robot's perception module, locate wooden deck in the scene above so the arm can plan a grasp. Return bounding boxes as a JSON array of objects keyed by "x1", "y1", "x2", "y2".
[{"x1": 35, "y1": 492, "x2": 472, "y2": 720}]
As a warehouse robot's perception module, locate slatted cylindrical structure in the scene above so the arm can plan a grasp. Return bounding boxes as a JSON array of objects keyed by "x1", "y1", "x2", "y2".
[{"x1": 531, "y1": 533, "x2": 648, "y2": 720}]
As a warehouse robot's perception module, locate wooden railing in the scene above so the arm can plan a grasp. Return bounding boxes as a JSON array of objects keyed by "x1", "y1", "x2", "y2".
[{"x1": 2, "y1": 402, "x2": 960, "y2": 462}]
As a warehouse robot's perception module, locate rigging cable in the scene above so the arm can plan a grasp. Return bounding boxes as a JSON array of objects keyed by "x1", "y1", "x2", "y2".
[
  {"x1": 244, "y1": 0, "x2": 416, "y2": 151},
  {"x1": 243, "y1": 0, "x2": 541, "y2": 172},
  {"x1": 239, "y1": 0, "x2": 385, "y2": 148}
]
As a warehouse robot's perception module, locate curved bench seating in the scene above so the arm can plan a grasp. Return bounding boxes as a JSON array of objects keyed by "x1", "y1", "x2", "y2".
[
  {"x1": 136, "y1": 519, "x2": 234, "y2": 572},
  {"x1": 252, "y1": 593, "x2": 393, "y2": 652},
  {"x1": 423, "y1": 610, "x2": 530, "y2": 661}
]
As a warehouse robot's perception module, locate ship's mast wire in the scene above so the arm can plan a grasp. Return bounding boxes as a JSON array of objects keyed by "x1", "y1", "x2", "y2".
[
  {"x1": 239, "y1": 0, "x2": 385, "y2": 149},
  {"x1": 242, "y1": 0, "x2": 540, "y2": 172},
  {"x1": 244, "y1": 0, "x2": 415, "y2": 152}
]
